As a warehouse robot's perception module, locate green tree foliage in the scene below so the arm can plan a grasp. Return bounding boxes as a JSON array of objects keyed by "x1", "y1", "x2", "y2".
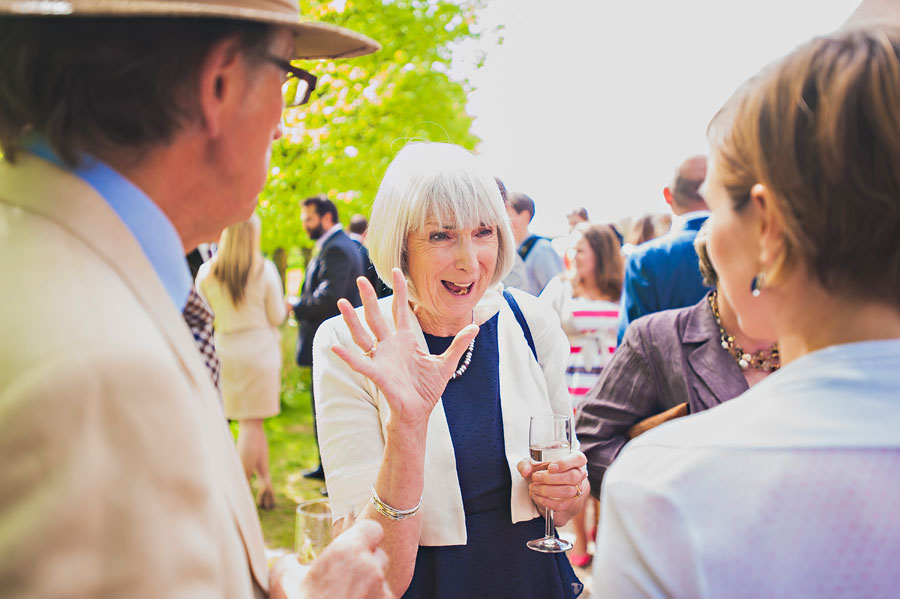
[{"x1": 258, "y1": 0, "x2": 482, "y2": 264}]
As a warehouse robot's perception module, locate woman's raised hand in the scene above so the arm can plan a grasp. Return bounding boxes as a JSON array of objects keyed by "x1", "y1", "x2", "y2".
[{"x1": 332, "y1": 268, "x2": 479, "y2": 428}]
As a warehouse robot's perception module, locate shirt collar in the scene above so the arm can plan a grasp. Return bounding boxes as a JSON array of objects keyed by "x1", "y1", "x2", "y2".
[
  {"x1": 670, "y1": 210, "x2": 710, "y2": 230},
  {"x1": 25, "y1": 137, "x2": 192, "y2": 310},
  {"x1": 315, "y1": 222, "x2": 343, "y2": 249}
]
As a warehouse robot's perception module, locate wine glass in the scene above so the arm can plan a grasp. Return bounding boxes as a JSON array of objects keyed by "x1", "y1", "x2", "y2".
[
  {"x1": 526, "y1": 413, "x2": 573, "y2": 553},
  {"x1": 294, "y1": 498, "x2": 333, "y2": 564}
]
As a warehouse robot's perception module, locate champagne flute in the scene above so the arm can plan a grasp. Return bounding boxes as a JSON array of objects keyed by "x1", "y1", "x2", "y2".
[
  {"x1": 526, "y1": 413, "x2": 573, "y2": 553},
  {"x1": 294, "y1": 498, "x2": 333, "y2": 564}
]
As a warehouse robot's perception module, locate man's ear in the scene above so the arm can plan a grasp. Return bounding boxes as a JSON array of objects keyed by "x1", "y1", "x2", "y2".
[
  {"x1": 749, "y1": 183, "x2": 786, "y2": 268},
  {"x1": 197, "y1": 35, "x2": 245, "y2": 139}
]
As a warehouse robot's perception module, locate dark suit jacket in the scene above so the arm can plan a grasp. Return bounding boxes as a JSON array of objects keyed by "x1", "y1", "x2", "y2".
[
  {"x1": 294, "y1": 229, "x2": 363, "y2": 366},
  {"x1": 350, "y1": 237, "x2": 391, "y2": 299},
  {"x1": 576, "y1": 293, "x2": 749, "y2": 497},
  {"x1": 617, "y1": 214, "x2": 711, "y2": 343}
]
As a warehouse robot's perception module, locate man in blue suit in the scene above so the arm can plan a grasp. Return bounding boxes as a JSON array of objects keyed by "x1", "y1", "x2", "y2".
[
  {"x1": 617, "y1": 155, "x2": 711, "y2": 344},
  {"x1": 294, "y1": 195, "x2": 364, "y2": 479}
]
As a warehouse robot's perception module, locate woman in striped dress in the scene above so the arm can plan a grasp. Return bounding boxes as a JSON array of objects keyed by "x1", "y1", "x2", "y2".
[{"x1": 541, "y1": 223, "x2": 624, "y2": 567}]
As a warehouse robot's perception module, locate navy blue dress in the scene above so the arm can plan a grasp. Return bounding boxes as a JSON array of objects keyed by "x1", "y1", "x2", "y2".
[{"x1": 403, "y1": 313, "x2": 583, "y2": 599}]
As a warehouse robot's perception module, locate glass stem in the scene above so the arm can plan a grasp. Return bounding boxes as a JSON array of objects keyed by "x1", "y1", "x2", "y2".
[{"x1": 545, "y1": 508, "x2": 554, "y2": 539}]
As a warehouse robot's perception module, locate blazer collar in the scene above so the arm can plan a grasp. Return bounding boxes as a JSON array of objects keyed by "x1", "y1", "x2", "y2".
[
  {"x1": 0, "y1": 154, "x2": 270, "y2": 590},
  {"x1": 319, "y1": 226, "x2": 345, "y2": 250},
  {"x1": 683, "y1": 293, "x2": 749, "y2": 409},
  {"x1": 1, "y1": 154, "x2": 212, "y2": 393},
  {"x1": 682, "y1": 212, "x2": 708, "y2": 231}
]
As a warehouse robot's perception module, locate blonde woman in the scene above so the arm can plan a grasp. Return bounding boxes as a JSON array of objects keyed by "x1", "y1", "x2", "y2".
[{"x1": 196, "y1": 214, "x2": 287, "y2": 510}]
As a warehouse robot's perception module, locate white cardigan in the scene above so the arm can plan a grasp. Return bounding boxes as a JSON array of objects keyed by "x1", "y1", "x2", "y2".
[{"x1": 312, "y1": 286, "x2": 575, "y2": 546}]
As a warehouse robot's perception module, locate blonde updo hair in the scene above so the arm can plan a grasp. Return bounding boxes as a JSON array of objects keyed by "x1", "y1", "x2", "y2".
[
  {"x1": 708, "y1": 27, "x2": 900, "y2": 308},
  {"x1": 366, "y1": 142, "x2": 516, "y2": 301}
]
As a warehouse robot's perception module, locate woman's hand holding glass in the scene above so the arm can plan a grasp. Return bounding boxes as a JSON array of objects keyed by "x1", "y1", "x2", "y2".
[
  {"x1": 518, "y1": 449, "x2": 589, "y2": 524},
  {"x1": 332, "y1": 268, "x2": 480, "y2": 428}
]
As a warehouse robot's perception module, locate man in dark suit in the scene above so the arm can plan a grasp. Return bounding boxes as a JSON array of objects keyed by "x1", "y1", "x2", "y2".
[
  {"x1": 294, "y1": 195, "x2": 364, "y2": 479},
  {"x1": 349, "y1": 213, "x2": 390, "y2": 298},
  {"x1": 617, "y1": 155, "x2": 712, "y2": 344}
]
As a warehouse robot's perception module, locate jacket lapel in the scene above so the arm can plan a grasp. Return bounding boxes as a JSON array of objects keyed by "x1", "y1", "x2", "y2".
[
  {"x1": 302, "y1": 230, "x2": 344, "y2": 296},
  {"x1": 0, "y1": 154, "x2": 269, "y2": 590},
  {"x1": 683, "y1": 295, "x2": 749, "y2": 410},
  {"x1": 302, "y1": 255, "x2": 318, "y2": 296},
  {"x1": 1, "y1": 155, "x2": 214, "y2": 398}
]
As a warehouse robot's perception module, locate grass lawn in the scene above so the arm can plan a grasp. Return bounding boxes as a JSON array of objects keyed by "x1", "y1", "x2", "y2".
[{"x1": 231, "y1": 316, "x2": 327, "y2": 551}]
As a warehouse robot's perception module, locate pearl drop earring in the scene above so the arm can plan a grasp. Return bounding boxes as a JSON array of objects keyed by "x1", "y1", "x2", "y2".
[{"x1": 750, "y1": 271, "x2": 767, "y2": 297}]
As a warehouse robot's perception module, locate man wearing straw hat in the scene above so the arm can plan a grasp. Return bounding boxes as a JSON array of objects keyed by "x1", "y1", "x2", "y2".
[{"x1": 0, "y1": 2, "x2": 392, "y2": 598}]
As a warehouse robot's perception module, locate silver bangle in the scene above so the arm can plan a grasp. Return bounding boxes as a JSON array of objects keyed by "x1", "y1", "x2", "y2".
[{"x1": 371, "y1": 486, "x2": 422, "y2": 521}]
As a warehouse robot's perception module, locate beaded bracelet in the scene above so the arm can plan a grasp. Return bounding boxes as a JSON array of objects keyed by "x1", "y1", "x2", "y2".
[{"x1": 371, "y1": 486, "x2": 422, "y2": 521}]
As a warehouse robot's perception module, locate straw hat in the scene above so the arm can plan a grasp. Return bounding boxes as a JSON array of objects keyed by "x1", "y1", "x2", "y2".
[{"x1": 0, "y1": 0, "x2": 380, "y2": 59}]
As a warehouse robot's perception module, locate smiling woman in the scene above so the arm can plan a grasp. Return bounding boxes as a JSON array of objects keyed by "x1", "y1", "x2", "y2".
[
  {"x1": 404, "y1": 221, "x2": 499, "y2": 335},
  {"x1": 311, "y1": 142, "x2": 589, "y2": 598},
  {"x1": 366, "y1": 142, "x2": 515, "y2": 303}
]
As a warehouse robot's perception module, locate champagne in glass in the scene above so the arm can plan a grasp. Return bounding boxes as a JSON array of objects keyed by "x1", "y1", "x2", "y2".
[
  {"x1": 294, "y1": 498, "x2": 333, "y2": 564},
  {"x1": 527, "y1": 413, "x2": 573, "y2": 553},
  {"x1": 529, "y1": 441, "x2": 571, "y2": 463}
]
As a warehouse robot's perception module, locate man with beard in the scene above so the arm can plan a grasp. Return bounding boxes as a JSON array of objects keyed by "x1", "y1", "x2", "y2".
[{"x1": 294, "y1": 195, "x2": 364, "y2": 480}]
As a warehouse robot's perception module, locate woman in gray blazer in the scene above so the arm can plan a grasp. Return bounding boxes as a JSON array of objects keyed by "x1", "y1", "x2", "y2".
[{"x1": 575, "y1": 225, "x2": 779, "y2": 496}]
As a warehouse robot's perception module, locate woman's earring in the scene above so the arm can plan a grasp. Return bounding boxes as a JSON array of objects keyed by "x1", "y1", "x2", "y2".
[{"x1": 750, "y1": 271, "x2": 766, "y2": 297}]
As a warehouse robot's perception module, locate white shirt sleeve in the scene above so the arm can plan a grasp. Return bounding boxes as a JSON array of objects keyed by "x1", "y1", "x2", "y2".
[
  {"x1": 593, "y1": 447, "x2": 704, "y2": 598},
  {"x1": 262, "y1": 259, "x2": 287, "y2": 327},
  {"x1": 538, "y1": 274, "x2": 566, "y2": 320}
]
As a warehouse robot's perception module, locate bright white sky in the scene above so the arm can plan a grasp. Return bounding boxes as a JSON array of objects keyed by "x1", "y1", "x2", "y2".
[{"x1": 452, "y1": 0, "x2": 861, "y2": 237}]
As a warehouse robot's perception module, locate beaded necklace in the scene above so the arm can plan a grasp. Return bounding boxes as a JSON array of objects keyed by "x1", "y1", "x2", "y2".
[
  {"x1": 708, "y1": 291, "x2": 780, "y2": 372},
  {"x1": 450, "y1": 337, "x2": 476, "y2": 380},
  {"x1": 449, "y1": 312, "x2": 476, "y2": 380}
]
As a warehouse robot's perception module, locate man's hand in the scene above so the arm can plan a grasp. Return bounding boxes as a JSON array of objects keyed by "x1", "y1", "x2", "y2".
[
  {"x1": 269, "y1": 520, "x2": 394, "y2": 599},
  {"x1": 625, "y1": 402, "x2": 688, "y2": 440}
]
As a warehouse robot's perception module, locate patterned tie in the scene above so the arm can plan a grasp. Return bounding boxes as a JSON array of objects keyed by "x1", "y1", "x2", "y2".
[{"x1": 182, "y1": 286, "x2": 221, "y2": 393}]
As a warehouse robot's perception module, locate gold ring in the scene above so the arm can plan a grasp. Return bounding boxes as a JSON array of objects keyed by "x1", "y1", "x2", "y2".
[
  {"x1": 574, "y1": 485, "x2": 582, "y2": 499},
  {"x1": 363, "y1": 341, "x2": 377, "y2": 358}
]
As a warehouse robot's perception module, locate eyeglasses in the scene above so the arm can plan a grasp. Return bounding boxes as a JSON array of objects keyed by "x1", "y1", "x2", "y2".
[{"x1": 265, "y1": 55, "x2": 318, "y2": 107}]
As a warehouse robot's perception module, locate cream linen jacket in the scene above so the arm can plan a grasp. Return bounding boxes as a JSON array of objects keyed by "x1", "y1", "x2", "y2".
[
  {"x1": 0, "y1": 155, "x2": 267, "y2": 598},
  {"x1": 313, "y1": 286, "x2": 575, "y2": 546}
]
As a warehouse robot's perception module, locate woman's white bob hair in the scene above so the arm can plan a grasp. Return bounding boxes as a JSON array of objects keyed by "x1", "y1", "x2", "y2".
[{"x1": 367, "y1": 142, "x2": 516, "y2": 300}]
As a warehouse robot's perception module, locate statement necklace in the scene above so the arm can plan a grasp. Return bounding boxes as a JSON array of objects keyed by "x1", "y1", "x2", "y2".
[
  {"x1": 450, "y1": 312, "x2": 476, "y2": 380},
  {"x1": 708, "y1": 291, "x2": 780, "y2": 372}
]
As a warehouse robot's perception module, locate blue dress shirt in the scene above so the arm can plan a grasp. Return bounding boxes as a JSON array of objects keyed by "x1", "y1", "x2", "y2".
[{"x1": 26, "y1": 138, "x2": 192, "y2": 310}]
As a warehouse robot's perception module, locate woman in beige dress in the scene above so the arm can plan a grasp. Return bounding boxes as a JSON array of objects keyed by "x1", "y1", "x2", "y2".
[{"x1": 197, "y1": 214, "x2": 287, "y2": 509}]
